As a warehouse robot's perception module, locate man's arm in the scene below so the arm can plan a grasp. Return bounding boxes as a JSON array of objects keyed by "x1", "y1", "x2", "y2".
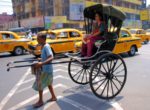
[
  {"x1": 41, "y1": 55, "x2": 53, "y2": 65},
  {"x1": 35, "y1": 55, "x2": 53, "y2": 68}
]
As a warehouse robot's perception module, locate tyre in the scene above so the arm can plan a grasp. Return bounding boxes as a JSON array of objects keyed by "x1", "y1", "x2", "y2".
[
  {"x1": 68, "y1": 59, "x2": 90, "y2": 85},
  {"x1": 128, "y1": 46, "x2": 136, "y2": 56},
  {"x1": 89, "y1": 53, "x2": 127, "y2": 99},
  {"x1": 144, "y1": 39, "x2": 149, "y2": 44},
  {"x1": 13, "y1": 47, "x2": 24, "y2": 55}
]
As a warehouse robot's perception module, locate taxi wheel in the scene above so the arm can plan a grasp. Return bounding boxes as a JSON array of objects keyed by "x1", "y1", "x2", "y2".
[
  {"x1": 144, "y1": 39, "x2": 149, "y2": 44},
  {"x1": 128, "y1": 46, "x2": 136, "y2": 56},
  {"x1": 13, "y1": 47, "x2": 24, "y2": 56}
]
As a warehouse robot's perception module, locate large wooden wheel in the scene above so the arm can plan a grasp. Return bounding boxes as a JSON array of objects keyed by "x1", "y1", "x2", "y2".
[
  {"x1": 89, "y1": 53, "x2": 127, "y2": 99},
  {"x1": 68, "y1": 59, "x2": 91, "y2": 85}
]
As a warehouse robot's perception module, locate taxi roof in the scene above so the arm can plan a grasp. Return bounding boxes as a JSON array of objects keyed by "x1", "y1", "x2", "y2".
[
  {"x1": 0, "y1": 31, "x2": 20, "y2": 38},
  {"x1": 52, "y1": 28, "x2": 80, "y2": 33},
  {"x1": 0, "y1": 31, "x2": 18, "y2": 34},
  {"x1": 38, "y1": 28, "x2": 80, "y2": 34},
  {"x1": 129, "y1": 28, "x2": 144, "y2": 31}
]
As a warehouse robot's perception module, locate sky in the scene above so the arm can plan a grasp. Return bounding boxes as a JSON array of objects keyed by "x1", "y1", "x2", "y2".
[
  {"x1": 0, "y1": 0, "x2": 150, "y2": 15},
  {"x1": 0, "y1": 0, "x2": 13, "y2": 15}
]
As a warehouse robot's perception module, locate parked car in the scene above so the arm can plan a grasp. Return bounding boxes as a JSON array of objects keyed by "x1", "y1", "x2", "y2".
[
  {"x1": 129, "y1": 29, "x2": 150, "y2": 44},
  {"x1": 146, "y1": 29, "x2": 150, "y2": 35},
  {"x1": 28, "y1": 28, "x2": 83, "y2": 57},
  {"x1": 75, "y1": 28, "x2": 142, "y2": 56},
  {"x1": 8, "y1": 27, "x2": 29, "y2": 38},
  {"x1": 0, "y1": 31, "x2": 31, "y2": 55}
]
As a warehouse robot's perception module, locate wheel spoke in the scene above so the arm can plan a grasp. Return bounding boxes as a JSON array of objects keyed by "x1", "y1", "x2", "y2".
[
  {"x1": 85, "y1": 70, "x2": 88, "y2": 82},
  {"x1": 115, "y1": 75, "x2": 125, "y2": 77},
  {"x1": 81, "y1": 70, "x2": 85, "y2": 83},
  {"x1": 114, "y1": 69, "x2": 125, "y2": 75},
  {"x1": 101, "y1": 80, "x2": 109, "y2": 96},
  {"x1": 76, "y1": 69, "x2": 84, "y2": 81},
  {"x1": 106, "y1": 60, "x2": 110, "y2": 72},
  {"x1": 101, "y1": 63, "x2": 108, "y2": 73},
  {"x1": 111, "y1": 79, "x2": 119, "y2": 91},
  {"x1": 109, "y1": 59, "x2": 113, "y2": 70},
  {"x1": 107, "y1": 80, "x2": 110, "y2": 98},
  {"x1": 111, "y1": 59, "x2": 118, "y2": 72},
  {"x1": 110, "y1": 80, "x2": 114, "y2": 96},
  {"x1": 112, "y1": 63, "x2": 123, "y2": 73},
  {"x1": 73, "y1": 69, "x2": 83, "y2": 78},
  {"x1": 92, "y1": 77, "x2": 106, "y2": 85},
  {"x1": 95, "y1": 78, "x2": 107, "y2": 91},
  {"x1": 113, "y1": 76, "x2": 123, "y2": 86}
]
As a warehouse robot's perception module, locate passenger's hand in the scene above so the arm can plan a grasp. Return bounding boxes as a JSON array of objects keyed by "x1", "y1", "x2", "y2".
[
  {"x1": 37, "y1": 58, "x2": 42, "y2": 61},
  {"x1": 35, "y1": 62, "x2": 43, "y2": 68}
]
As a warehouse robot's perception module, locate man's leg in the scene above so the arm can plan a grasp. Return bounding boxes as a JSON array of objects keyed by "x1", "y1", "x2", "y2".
[
  {"x1": 33, "y1": 90, "x2": 44, "y2": 108},
  {"x1": 48, "y1": 85, "x2": 57, "y2": 101}
]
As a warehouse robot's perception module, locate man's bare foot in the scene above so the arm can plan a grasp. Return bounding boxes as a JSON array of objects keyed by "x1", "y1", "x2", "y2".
[
  {"x1": 33, "y1": 101, "x2": 44, "y2": 108},
  {"x1": 47, "y1": 97, "x2": 57, "y2": 102}
]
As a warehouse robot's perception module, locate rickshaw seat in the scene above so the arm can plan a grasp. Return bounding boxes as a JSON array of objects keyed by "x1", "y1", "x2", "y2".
[{"x1": 94, "y1": 32, "x2": 118, "y2": 53}]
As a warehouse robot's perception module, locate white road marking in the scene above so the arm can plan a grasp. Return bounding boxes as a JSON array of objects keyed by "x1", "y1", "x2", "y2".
[
  {"x1": 42, "y1": 96, "x2": 62, "y2": 110},
  {"x1": 16, "y1": 86, "x2": 32, "y2": 94},
  {"x1": 59, "y1": 97, "x2": 93, "y2": 110},
  {"x1": 15, "y1": 75, "x2": 71, "y2": 94},
  {"x1": 0, "y1": 68, "x2": 31, "y2": 110},
  {"x1": 20, "y1": 77, "x2": 35, "y2": 85},
  {"x1": 109, "y1": 101, "x2": 123, "y2": 110},
  {"x1": 45, "y1": 83, "x2": 124, "y2": 110},
  {"x1": 43, "y1": 95, "x2": 93, "y2": 110},
  {"x1": 8, "y1": 84, "x2": 67, "y2": 110},
  {"x1": 18, "y1": 69, "x2": 69, "y2": 85}
]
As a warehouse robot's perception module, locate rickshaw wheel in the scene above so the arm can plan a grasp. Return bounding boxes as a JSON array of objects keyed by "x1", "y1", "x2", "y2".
[
  {"x1": 68, "y1": 59, "x2": 90, "y2": 85},
  {"x1": 89, "y1": 53, "x2": 127, "y2": 99}
]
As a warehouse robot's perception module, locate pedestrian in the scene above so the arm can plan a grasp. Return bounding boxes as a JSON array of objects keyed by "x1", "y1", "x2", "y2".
[{"x1": 32, "y1": 33, "x2": 57, "y2": 108}]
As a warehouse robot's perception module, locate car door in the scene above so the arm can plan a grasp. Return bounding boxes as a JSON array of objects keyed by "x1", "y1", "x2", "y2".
[
  {"x1": 0, "y1": 33, "x2": 16, "y2": 52},
  {"x1": 68, "y1": 31, "x2": 82, "y2": 52},
  {"x1": 0, "y1": 33, "x2": 4, "y2": 52},
  {"x1": 53, "y1": 31, "x2": 70, "y2": 53},
  {"x1": 113, "y1": 30, "x2": 130, "y2": 54}
]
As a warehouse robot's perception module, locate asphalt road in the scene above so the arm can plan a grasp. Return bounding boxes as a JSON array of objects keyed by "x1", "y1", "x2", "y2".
[{"x1": 0, "y1": 43, "x2": 150, "y2": 110}]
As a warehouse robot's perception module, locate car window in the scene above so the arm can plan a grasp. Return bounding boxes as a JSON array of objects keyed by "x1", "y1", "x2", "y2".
[
  {"x1": 120, "y1": 31, "x2": 130, "y2": 38},
  {"x1": 57, "y1": 32, "x2": 68, "y2": 39},
  {"x1": 141, "y1": 30, "x2": 146, "y2": 34},
  {"x1": 146, "y1": 29, "x2": 150, "y2": 32},
  {"x1": 136, "y1": 30, "x2": 141, "y2": 34},
  {"x1": 130, "y1": 30, "x2": 136, "y2": 34},
  {"x1": 47, "y1": 33, "x2": 56, "y2": 39},
  {"x1": 69, "y1": 31, "x2": 80, "y2": 38},
  {"x1": 2, "y1": 34, "x2": 14, "y2": 39}
]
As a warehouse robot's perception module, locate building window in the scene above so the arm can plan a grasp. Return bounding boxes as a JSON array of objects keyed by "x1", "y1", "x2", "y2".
[
  {"x1": 32, "y1": 11, "x2": 36, "y2": 17},
  {"x1": 48, "y1": 0, "x2": 53, "y2": 6},
  {"x1": 63, "y1": 6, "x2": 69, "y2": 18},
  {"x1": 47, "y1": 8, "x2": 54, "y2": 16}
]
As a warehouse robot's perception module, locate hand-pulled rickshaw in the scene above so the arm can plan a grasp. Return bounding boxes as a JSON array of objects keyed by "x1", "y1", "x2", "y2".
[{"x1": 7, "y1": 4, "x2": 127, "y2": 100}]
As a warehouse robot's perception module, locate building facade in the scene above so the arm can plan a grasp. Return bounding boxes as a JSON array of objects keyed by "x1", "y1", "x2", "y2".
[
  {"x1": 0, "y1": 12, "x2": 14, "y2": 30},
  {"x1": 11, "y1": 0, "x2": 145, "y2": 29}
]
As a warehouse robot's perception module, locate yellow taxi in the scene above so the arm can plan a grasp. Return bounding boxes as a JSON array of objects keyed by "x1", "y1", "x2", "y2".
[
  {"x1": 146, "y1": 29, "x2": 150, "y2": 35},
  {"x1": 28, "y1": 28, "x2": 83, "y2": 57},
  {"x1": 0, "y1": 31, "x2": 31, "y2": 55},
  {"x1": 129, "y1": 29, "x2": 150, "y2": 44},
  {"x1": 75, "y1": 28, "x2": 142, "y2": 56}
]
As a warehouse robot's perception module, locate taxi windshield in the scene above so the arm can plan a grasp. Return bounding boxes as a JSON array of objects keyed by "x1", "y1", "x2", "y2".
[
  {"x1": 129, "y1": 30, "x2": 137, "y2": 34},
  {"x1": 146, "y1": 29, "x2": 150, "y2": 32}
]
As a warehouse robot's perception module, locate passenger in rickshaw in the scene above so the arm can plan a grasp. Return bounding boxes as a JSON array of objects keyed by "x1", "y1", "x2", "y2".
[{"x1": 81, "y1": 13, "x2": 106, "y2": 57}]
